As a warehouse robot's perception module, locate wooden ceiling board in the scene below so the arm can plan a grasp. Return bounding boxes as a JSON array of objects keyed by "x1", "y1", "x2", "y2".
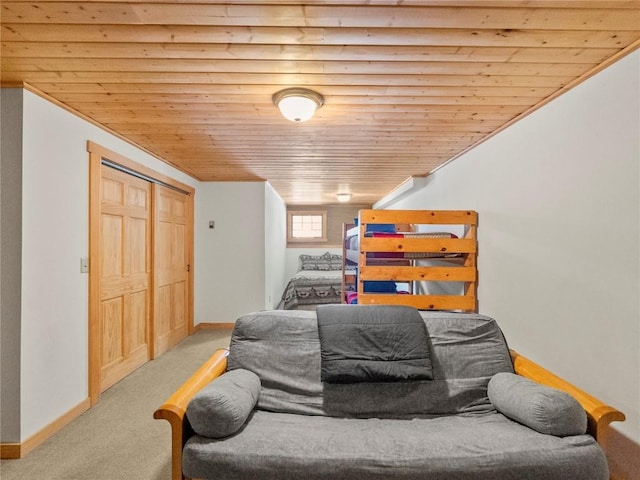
[{"x1": 2, "y1": 1, "x2": 639, "y2": 205}]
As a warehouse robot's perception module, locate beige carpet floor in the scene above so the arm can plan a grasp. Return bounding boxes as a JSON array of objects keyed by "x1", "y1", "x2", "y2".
[{"x1": 0, "y1": 328, "x2": 232, "y2": 480}]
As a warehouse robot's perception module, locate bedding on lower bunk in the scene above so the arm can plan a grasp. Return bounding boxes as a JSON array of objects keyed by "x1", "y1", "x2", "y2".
[
  {"x1": 280, "y1": 252, "x2": 343, "y2": 310},
  {"x1": 280, "y1": 270, "x2": 342, "y2": 310}
]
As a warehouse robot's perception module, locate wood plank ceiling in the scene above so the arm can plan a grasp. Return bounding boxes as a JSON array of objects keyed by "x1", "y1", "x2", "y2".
[{"x1": 2, "y1": 1, "x2": 639, "y2": 205}]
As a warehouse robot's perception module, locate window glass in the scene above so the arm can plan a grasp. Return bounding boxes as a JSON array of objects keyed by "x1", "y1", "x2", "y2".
[{"x1": 288, "y1": 211, "x2": 327, "y2": 243}]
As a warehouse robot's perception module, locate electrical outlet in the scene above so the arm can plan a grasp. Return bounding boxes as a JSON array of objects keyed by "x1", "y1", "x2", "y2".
[{"x1": 80, "y1": 257, "x2": 89, "y2": 273}]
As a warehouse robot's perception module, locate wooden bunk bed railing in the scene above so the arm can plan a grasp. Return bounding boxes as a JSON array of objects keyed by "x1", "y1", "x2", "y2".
[{"x1": 357, "y1": 209, "x2": 478, "y2": 312}]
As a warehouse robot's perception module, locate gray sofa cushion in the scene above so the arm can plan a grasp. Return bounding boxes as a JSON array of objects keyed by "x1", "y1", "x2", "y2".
[
  {"x1": 317, "y1": 304, "x2": 432, "y2": 383},
  {"x1": 228, "y1": 310, "x2": 325, "y2": 415},
  {"x1": 183, "y1": 410, "x2": 608, "y2": 480},
  {"x1": 228, "y1": 310, "x2": 514, "y2": 417},
  {"x1": 488, "y1": 372, "x2": 587, "y2": 437},
  {"x1": 186, "y1": 369, "x2": 260, "y2": 438}
]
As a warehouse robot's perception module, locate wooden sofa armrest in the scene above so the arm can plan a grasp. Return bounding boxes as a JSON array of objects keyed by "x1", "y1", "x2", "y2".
[
  {"x1": 510, "y1": 349, "x2": 625, "y2": 442},
  {"x1": 154, "y1": 348, "x2": 229, "y2": 480}
]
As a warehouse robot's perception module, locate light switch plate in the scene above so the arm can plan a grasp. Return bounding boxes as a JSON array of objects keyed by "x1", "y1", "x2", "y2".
[{"x1": 81, "y1": 257, "x2": 89, "y2": 273}]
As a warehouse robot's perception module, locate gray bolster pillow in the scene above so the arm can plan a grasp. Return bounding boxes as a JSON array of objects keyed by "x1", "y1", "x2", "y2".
[
  {"x1": 488, "y1": 372, "x2": 587, "y2": 437},
  {"x1": 186, "y1": 368, "x2": 260, "y2": 438}
]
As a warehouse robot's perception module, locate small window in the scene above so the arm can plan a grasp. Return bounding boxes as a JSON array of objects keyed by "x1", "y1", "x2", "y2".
[{"x1": 287, "y1": 210, "x2": 327, "y2": 243}]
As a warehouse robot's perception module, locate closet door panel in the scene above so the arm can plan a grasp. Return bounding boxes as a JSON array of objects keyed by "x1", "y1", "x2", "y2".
[
  {"x1": 153, "y1": 185, "x2": 190, "y2": 357},
  {"x1": 154, "y1": 218, "x2": 173, "y2": 354},
  {"x1": 100, "y1": 215, "x2": 123, "y2": 279},
  {"x1": 128, "y1": 217, "x2": 147, "y2": 274},
  {"x1": 172, "y1": 281, "x2": 186, "y2": 332},
  {"x1": 155, "y1": 285, "x2": 171, "y2": 340},
  {"x1": 101, "y1": 297, "x2": 123, "y2": 368},
  {"x1": 171, "y1": 222, "x2": 187, "y2": 333},
  {"x1": 126, "y1": 290, "x2": 148, "y2": 355},
  {"x1": 98, "y1": 167, "x2": 151, "y2": 392}
]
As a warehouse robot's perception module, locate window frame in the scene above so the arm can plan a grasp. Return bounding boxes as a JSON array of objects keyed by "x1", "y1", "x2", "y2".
[{"x1": 287, "y1": 210, "x2": 328, "y2": 244}]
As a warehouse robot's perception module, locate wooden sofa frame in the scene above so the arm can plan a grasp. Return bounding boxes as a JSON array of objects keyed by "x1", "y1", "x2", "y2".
[{"x1": 154, "y1": 348, "x2": 625, "y2": 480}]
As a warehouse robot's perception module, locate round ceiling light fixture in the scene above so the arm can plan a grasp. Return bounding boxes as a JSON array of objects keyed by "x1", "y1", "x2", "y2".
[
  {"x1": 336, "y1": 193, "x2": 352, "y2": 203},
  {"x1": 272, "y1": 88, "x2": 324, "y2": 122}
]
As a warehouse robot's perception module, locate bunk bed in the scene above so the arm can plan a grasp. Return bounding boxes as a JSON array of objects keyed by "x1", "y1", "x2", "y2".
[
  {"x1": 342, "y1": 210, "x2": 478, "y2": 312},
  {"x1": 279, "y1": 252, "x2": 343, "y2": 310}
]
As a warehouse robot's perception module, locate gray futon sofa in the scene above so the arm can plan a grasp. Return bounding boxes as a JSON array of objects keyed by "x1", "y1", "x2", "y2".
[{"x1": 155, "y1": 306, "x2": 624, "y2": 480}]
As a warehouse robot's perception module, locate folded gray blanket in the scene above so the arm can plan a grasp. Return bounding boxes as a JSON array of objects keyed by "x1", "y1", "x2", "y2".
[{"x1": 316, "y1": 305, "x2": 433, "y2": 383}]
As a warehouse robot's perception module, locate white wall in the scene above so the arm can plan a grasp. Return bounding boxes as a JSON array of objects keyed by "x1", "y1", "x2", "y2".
[
  {"x1": 3, "y1": 87, "x2": 289, "y2": 443},
  {"x1": 13, "y1": 89, "x2": 198, "y2": 441},
  {"x1": 194, "y1": 182, "x2": 267, "y2": 324},
  {"x1": 386, "y1": 51, "x2": 640, "y2": 444},
  {"x1": 264, "y1": 183, "x2": 287, "y2": 309}
]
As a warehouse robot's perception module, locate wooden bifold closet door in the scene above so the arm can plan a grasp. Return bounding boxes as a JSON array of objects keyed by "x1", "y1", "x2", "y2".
[{"x1": 89, "y1": 142, "x2": 194, "y2": 405}]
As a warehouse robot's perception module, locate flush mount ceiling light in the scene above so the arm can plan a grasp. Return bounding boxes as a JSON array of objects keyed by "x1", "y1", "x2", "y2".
[
  {"x1": 336, "y1": 193, "x2": 352, "y2": 203},
  {"x1": 272, "y1": 88, "x2": 324, "y2": 122}
]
